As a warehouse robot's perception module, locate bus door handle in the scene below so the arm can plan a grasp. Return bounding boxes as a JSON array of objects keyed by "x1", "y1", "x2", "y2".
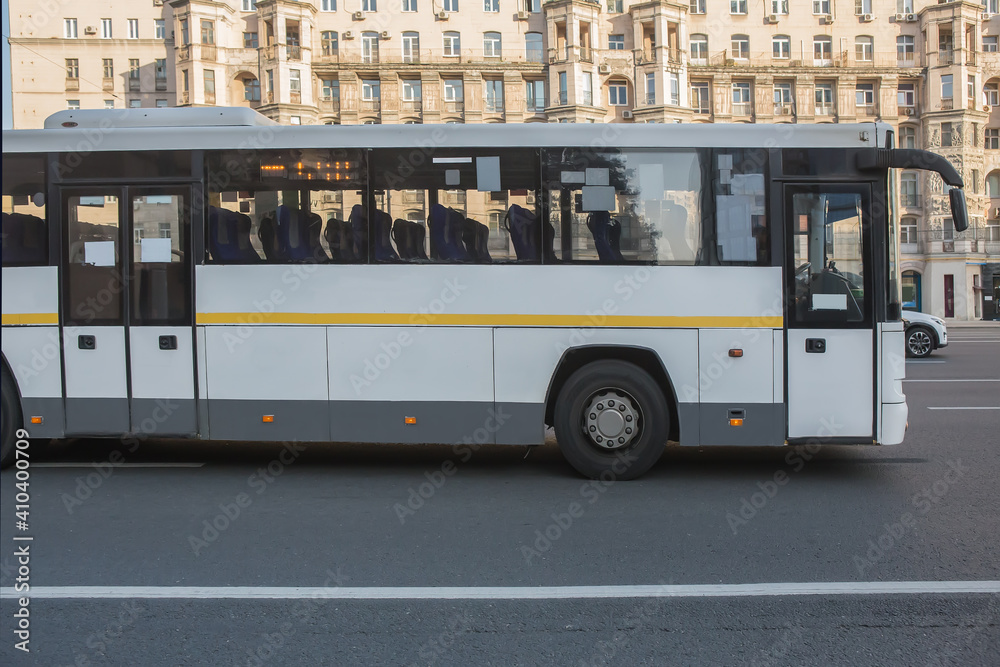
[
  {"x1": 159, "y1": 335, "x2": 178, "y2": 350},
  {"x1": 806, "y1": 338, "x2": 826, "y2": 354},
  {"x1": 78, "y1": 335, "x2": 96, "y2": 350}
]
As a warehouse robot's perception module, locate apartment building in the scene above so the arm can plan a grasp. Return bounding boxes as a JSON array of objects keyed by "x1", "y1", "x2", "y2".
[{"x1": 6, "y1": 0, "x2": 1000, "y2": 318}]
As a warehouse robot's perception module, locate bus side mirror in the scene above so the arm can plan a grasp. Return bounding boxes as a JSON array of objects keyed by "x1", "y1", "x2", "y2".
[{"x1": 949, "y1": 188, "x2": 969, "y2": 232}]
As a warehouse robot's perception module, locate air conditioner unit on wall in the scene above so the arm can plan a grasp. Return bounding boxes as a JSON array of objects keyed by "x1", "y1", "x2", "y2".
[
  {"x1": 905, "y1": 14, "x2": 917, "y2": 22},
  {"x1": 765, "y1": 14, "x2": 779, "y2": 24},
  {"x1": 437, "y1": 11, "x2": 448, "y2": 20},
  {"x1": 599, "y1": 64, "x2": 611, "y2": 74},
  {"x1": 352, "y1": 11, "x2": 364, "y2": 20},
  {"x1": 84, "y1": 25, "x2": 97, "y2": 35},
  {"x1": 985, "y1": 104, "x2": 992, "y2": 112},
  {"x1": 343, "y1": 31, "x2": 354, "y2": 40},
  {"x1": 903, "y1": 107, "x2": 915, "y2": 116},
  {"x1": 622, "y1": 110, "x2": 633, "y2": 119},
  {"x1": 861, "y1": 13, "x2": 874, "y2": 23},
  {"x1": 516, "y1": 11, "x2": 529, "y2": 21},
  {"x1": 893, "y1": 13, "x2": 905, "y2": 22},
  {"x1": 380, "y1": 31, "x2": 391, "y2": 39},
  {"x1": 821, "y1": 15, "x2": 834, "y2": 25}
]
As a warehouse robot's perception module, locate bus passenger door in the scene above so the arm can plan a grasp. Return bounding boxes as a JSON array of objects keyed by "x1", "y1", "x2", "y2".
[
  {"x1": 125, "y1": 187, "x2": 197, "y2": 436},
  {"x1": 784, "y1": 185, "x2": 874, "y2": 441}
]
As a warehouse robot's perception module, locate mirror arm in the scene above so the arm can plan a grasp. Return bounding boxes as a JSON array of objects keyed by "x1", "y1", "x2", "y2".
[{"x1": 856, "y1": 148, "x2": 964, "y2": 188}]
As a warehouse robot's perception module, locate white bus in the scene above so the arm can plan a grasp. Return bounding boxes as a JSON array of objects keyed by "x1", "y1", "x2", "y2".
[{"x1": 0, "y1": 109, "x2": 969, "y2": 479}]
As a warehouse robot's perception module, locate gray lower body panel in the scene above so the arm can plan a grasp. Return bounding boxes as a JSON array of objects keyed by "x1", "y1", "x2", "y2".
[
  {"x1": 65, "y1": 398, "x2": 130, "y2": 436},
  {"x1": 131, "y1": 398, "x2": 197, "y2": 437},
  {"x1": 63, "y1": 397, "x2": 197, "y2": 437},
  {"x1": 694, "y1": 402, "x2": 786, "y2": 446},
  {"x1": 18, "y1": 397, "x2": 65, "y2": 439}
]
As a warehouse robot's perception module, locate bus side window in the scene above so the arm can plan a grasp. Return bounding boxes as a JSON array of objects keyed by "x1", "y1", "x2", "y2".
[
  {"x1": 369, "y1": 148, "x2": 542, "y2": 264},
  {"x1": 542, "y1": 148, "x2": 704, "y2": 265},
  {"x1": 712, "y1": 149, "x2": 770, "y2": 266},
  {"x1": 205, "y1": 149, "x2": 365, "y2": 264},
  {"x1": 2, "y1": 155, "x2": 49, "y2": 267}
]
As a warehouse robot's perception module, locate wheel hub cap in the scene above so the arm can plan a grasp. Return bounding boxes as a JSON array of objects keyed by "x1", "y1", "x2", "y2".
[
  {"x1": 583, "y1": 390, "x2": 641, "y2": 450},
  {"x1": 909, "y1": 331, "x2": 931, "y2": 355}
]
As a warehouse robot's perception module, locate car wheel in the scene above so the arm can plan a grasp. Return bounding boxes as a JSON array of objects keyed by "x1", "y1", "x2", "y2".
[
  {"x1": 906, "y1": 326, "x2": 935, "y2": 359},
  {"x1": 554, "y1": 360, "x2": 669, "y2": 481}
]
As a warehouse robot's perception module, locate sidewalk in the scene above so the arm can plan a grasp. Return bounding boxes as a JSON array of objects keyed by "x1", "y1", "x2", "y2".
[{"x1": 946, "y1": 320, "x2": 1000, "y2": 328}]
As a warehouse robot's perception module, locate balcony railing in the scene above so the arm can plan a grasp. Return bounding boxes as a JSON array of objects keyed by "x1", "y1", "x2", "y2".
[
  {"x1": 580, "y1": 47, "x2": 593, "y2": 62},
  {"x1": 732, "y1": 102, "x2": 753, "y2": 116},
  {"x1": 103, "y1": 77, "x2": 115, "y2": 91},
  {"x1": 856, "y1": 104, "x2": 878, "y2": 117},
  {"x1": 443, "y1": 100, "x2": 464, "y2": 113},
  {"x1": 693, "y1": 105, "x2": 711, "y2": 115},
  {"x1": 645, "y1": 94, "x2": 656, "y2": 106},
  {"x1": 287, "y1": 45, "x2": 301, "y2": 61},
  {"x1": 322, "y1": 47, "x2": 545, "y2": 66},
  {"x1": 941, "y1": 98, "x2": 955, "y2": 111},
  {"x1": 65, "y1": 77, "x2": 80, "y2": 91},
  {"x1": 773, "y1": 103, "x2": 795, "y2": 116},
  {"x1": 360, "y1": 99, "x2": 381, "y2": 112},
  {"x1": 401, "y1": 100, "x2": 423, "y2": 113},
  {"x1": 690, "y1": 50, "x2": 919, "y2": 69},
  {"x1": 815, "y1": 106, "x2": 835, "y2": 116},
  {"x1": 318, "y1": 98, "x2": 340, "y2": 112}
]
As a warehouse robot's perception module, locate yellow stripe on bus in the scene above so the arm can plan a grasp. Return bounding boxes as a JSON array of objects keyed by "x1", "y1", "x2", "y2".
[
  {"x1": 1, "y1": 313, "x2": 59, "y2": 325},
  {"x1": 196, "y1": 312, "x2": 784, "y2": 328}
]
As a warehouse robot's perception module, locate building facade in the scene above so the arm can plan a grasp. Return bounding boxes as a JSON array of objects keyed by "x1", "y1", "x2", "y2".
[{"x1": 7, "y1": 0, "x2": 1000, "y2": 318}]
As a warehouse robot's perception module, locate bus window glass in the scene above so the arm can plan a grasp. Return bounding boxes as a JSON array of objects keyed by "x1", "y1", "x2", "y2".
[
  {"x1": 57, "y1": 151, "x2": 192, "y2": 181},
  {"x1": 542, "y1": 148, "x2": 704, "y2": 265},
  {"x1": 65, "y1": 194, "x2": 123, "y2": 325},
  {"x1": 369, "y1": 148, "x2": 541, "y2": 263},
  {"x1": 2, "y1": 155, "x2": 48, "y2": 267},
  {"x1": 791, "y1": 191, "x2": 867, "y2": 324},
  {"x1": 131, "y1": 191, "x2": 190, "y2": 325},
  {"x1": 712, "y1": 148, "x2": 769, "y2": 266},
  {"x1": 206, "y1": 149, "x2": 365, "y2": 263}
]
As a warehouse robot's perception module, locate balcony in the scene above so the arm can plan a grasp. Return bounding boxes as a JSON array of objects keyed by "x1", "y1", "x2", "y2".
[
  {"x1": 856, "y1": 105, "x2": 878, "y2": 117},
  {"x1": 361, "y1": 99, "x2": 381, "y2": 112},
  {"x1": 732, "y1": 102, "x2": 753, "y2": 116},
  {"x1": 287, "y1": 45, "x2": 301, "y2": 61},
  {"x1": 401, "y1": 100, "x2": 423, "y2": 113},
  {"x1": 443, "y1": 100, "x2": 464, "y2": 113},
  {"x1": 318, "y1": 98, "x2": 340, "y2": 112},
  {"x1": 65, "y1": 77, "x2": 80, "y2": 91},
  {"x1": 321, "y1": 47, "x2": 545, "y2": 67},
  {"x1": 128, "y1": 77, "x2": 141, "y2": 92},
  {"x1": 773, "y1": 103, "x2": 795, "y2": 116},
  {"x1": 815, "y1": 106, "x2": 835, "y2": 117},
  {"x1": 579, "y1": 47, "x2": 593, "y2": 63},
  {"x1": 103, "y1": 77, "x2": 115, "y2": 91},
  {"x1": 940, "y1": 98, "x2": 954, "y2": 111}
]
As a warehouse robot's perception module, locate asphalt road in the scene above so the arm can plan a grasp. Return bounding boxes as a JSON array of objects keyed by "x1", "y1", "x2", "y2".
[{"x1": 2, "y1": 325, "x2": 998, "y2": 666}]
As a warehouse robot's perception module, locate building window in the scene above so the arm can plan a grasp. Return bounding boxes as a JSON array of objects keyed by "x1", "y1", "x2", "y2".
[
  {"x1": 182, "y1": 70, "x2": 190, "y2": 94},
  {"x1": 941, "y1": 74, "x2": 953, "y2": 101},
  {"x1": 607, "y1": 0, "x2": 623, "y2": 12},
  {"x1": 988, "y1": 172, "x2": 1000, "y2": 197},
  {"x1": 66, "y1": 58, "x2": 79, "y2": 79},
  {"x1": 896, "y1": 0, "x2": 913, "y2": 11},
  {"x1": 290, "y1": 116, "x2": 301, "y2": 125},
  {"x1": 855, "y1": 36, "x2": 873, "y2": 63},
  {"x1": 105, "y1": 100, "x2": 114, "y2": 109},
  {"x1": 814, "y1": 36, "x2": 832, "y2": 65},
  {"x1": 899, "y1": 126, "x2": 917, "y2": 149},
  {"x1": 484, "y1": 79, "x2": 504, "y2": 112},
  {"x1": 690, "y1": 34, "x2": 708, "y2": 62},
  {"x1": 774, "y1": 82, "x2": 793, "y2": 114},
  {"x1": 443, "y1": 32, "x2": 460, "y2": 56},
  {"x1": 362, "y1": 32, "x2": 380, "y2": 63},
  {"x1": 128, "y1": 18, "x2": 139, "y2": 39},
  {"x1": 986, "y1": 82, "x2": 999, "y2": 107},
  {"x1": 609, "y1": 34, "x2": 625, "y2": 50},
  {"x1": 403, "y1": 0, "x2": 417, "y2": 10},
  {"x1": 362, "y1": 79, "x2": 380, "y2": 101},
  {"x1": 730, "y1": 0, "x2": 748, "y2": 15},
  {"x1": 772, "y1": 35, "x2": 790, "y2": 59},
  {"x1": 988, "y1": 129, "x2": 1000, "y2": 149},
  {"x1": 525, "y1": 0, "x2": 541, "y2": 12},
  {"x1": 901, "y1": 172, "x2": 919, "y2": 206},
  {"x1": 526, "y1": 32, "x2": 543, "y2": 62},
  {"x1": 129, "y1": 99, "x2": 142, "y2": 108},
  {"x1": 987, "y1": 219, "x2": 1000, "y2": 242},
  {"x1": 321, "y1": 0, "x2": 336, "y2": 10},
  {"x1": 103, "y1": 58, "x2": 114, "y2": 79},
  {"x1": 204, "y1": 69, "x2": 216, "y2": 101},
  {"x1": 64, "y1": 19, "x2": 78, "y2": 39},
  {"x1": 526, "y1": 80, "x2": 545, "y2": 112},
  {"x1": 668, "y1": 72, "x2": 679, "y2": 106},
  {"x1": 289, "y1": 69, "x2": 301, "y2": 94},
  {"x1": 156, "y1": 99, "x2": 167, "y2": 108},
  {"x1": 690, "y1": 0, "x2": 706, "y2": 13},
  {"x1": 180, "y1": 19, "x2": 189, "y2": 45},
  {"x1": 856, "y1": 83, "x2": 875, "y2": 111},
  {"x1": 856, "y1": 0, "x2": 872, "y2": 12},
  {"x1": 67, "y1": 99, "x2": 80, "y2": 109},
  {"x1": 941, "y1": 122, "x2": 954, "y2": 148},
  {"x1": 364, "y1": 0, "x2": 379, "y2": 10},
  {"x1": 558, "y1": 71, "x2": 568, "y2": 105},
  {"x1": 900, "y1": 218, "x2": 917, "y2": 244},
  {"x1": 402, "y1": 31, "x2": 419, "y2": 62},
  {"x1": 691, "y1": 81, "x2": 710, "y2": 113},
  {"x1": 815, "y1": 82, "x2": 834, "y2": 115},
  {"x1": 731, "y1": 35, "x2": 749, "y2": 60},
  {"x1": 484, "y1": 32, "x2": 501, "y2": 58},
  {"x1": 897, "y1": 35, "x2": 915, "y2": 63},
  {"x1": 245, "y1": 77, "x2": 261, "y2": 102},
  {"x1": 155, "y1": 59, "x2": 167, "y2": 80},
  {"x1": 985, "y1": 36, "x2": 999, "y2": 53},
  {"x1": 732, "y1": 81, "x2": 751, "y2": 115},
  {"x1": 608, "y1": 81, "x2": 628, "y2": 106},
  {"x1": 201, "y1": 20, "x2": 214, "y2": 45},
  {"x1": 582, "y1": 72, "x2": 593, "y2": 105},
  {"x1": 772, "y1": 0, "x2": 788, "y2": 13},
  {"x1": 243, "y1": 0, "x2": 258, "y2": 10},
  {"x1": 321, "y1": 31, "x2": 338, "y2": 56},
  {"x1": 401, "y1": 80, "x2": 422, "y2": 105},
  {"x1": 128, "y1": 59, "x2": 140, "y2": 80},
  {"x1": 100, "y1": 18, "x2": 112, "y2": 39},
  {"x1": 898, "y1": 83, "x2": 915, "y2": 109},
  {"x1": 972, "y1": 169, "x2": 981, "y2": 195},
  {"x1": 969, "y1": 75, "x2": 977, "y2": 104},
  {"x1": 972, "y1": 123, "x2": 979, "y2": 148},
  {"x1": 245, "y1": 32, "x2": 259, "y2": 49},
  {"x1": 813, "y1": 0, "x2": 831, "y2": 13},
  {"x1": 442, "y1": 0, "x2": 457, "y2": 10},
  {"x1": 444, "y1": 79, "x2": 463, "y2": 102},
  {"x1": 321, "y1": 79, "x2": 338, "y2": 101},
  {"x1": 484, "y1": 0, "x2": 499, "y2": 11}
]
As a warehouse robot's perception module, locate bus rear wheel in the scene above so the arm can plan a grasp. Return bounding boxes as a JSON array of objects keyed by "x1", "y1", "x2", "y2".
[
  {"x1": 554, "y1": 360, "x2": 669, "y2": 481},
  {"x1": 1, "y1": 367, "x2": 23, "y2": 469}
]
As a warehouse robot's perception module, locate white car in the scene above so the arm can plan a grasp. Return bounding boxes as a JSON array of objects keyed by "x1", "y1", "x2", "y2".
[{"x1": 902, "y1": 310, "x2": 948, "y2": 358}]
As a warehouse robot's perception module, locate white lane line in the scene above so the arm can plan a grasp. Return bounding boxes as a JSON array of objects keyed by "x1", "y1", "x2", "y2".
[
  {"x1": 927, "y1": 407, "x2": 1000, "y2": 410},
  {"x1": 906, "y1": 360, "x2": 946, "y2": 364},
  {"x1": 3, "y1": 581, "x2": 999, "y2": 600},
  {"x1": 31, "y1": 462, "x2": 206, "y2": 468},
  {"x1": 904, "y1": 379, "x2": 1000, "y2": 383}
]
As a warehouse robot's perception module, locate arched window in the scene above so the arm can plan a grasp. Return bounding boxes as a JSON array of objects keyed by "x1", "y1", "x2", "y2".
[
  {"x1": 361, "y1": 32, "x2": 379, "y2": 64},
  {"x1": 899, "y1": 125, "x2": 917, "y2": 149},
  {"x1": 772, "y1": 35, "x2": 790, "y2": 59},
  {"x1": 813, "y1": 36, "x2": 832, "y2": 65},
  {"x1": 690, "y1": 34, "x2": 708, "y2": 63},
  {"x1": 987, "y1": 170, "x2": 1000, "y2": 197},
  {"x1": 855, "y1": 36, "x2": 873, "y2": 62},
  {"x1": 321, "y1": 30, "x2": 338, "y2": 56},
  {"x1": 443, "y1": 31, "x2": 461, "y2": 56},
  {"x1": 731, "y1": 34, "x2": 749, "y2": 60},
  {"x1": 484, "y1": 31, "x2": 501, "y2": 58},
  {"x1": 525, "y1": 32, "x2": 543, "y2": 63},
  {"x1": 984, "y1": 80, "x2": 999, "y2": 106}
]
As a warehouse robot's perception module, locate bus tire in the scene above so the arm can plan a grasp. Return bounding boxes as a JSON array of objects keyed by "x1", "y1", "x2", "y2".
[
  {"x1": 1, "y1": 367, "x2": 23, "y2": 469},
  {"x1": 554, "y1": 360, "x2": 669, "y2": 481}
]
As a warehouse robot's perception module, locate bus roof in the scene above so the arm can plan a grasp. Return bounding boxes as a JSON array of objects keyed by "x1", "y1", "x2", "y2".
[{"x1": 2, "y1": 107, "x2": 890, "y2": 154}]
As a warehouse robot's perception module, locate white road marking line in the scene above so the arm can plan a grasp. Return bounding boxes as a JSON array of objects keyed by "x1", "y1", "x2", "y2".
[
  {"x1": 3, "y1": 581, "x2": 999, "y2": 600},
  {"x1": 31, "y1": 462, "x2": 206, "y2": 468},
  {"x1": 927, "y1": 407, "x2": 1000, "y2": 410},
  {"x1": 904, "y1": 379, "x2": 1000, "y2": 383},
  {"x1": 906, "y1": 360, "x2": 946, "y2": 364},
  {"x1": 946, "y1": 340, "x2": 1000, "y2": 343}
]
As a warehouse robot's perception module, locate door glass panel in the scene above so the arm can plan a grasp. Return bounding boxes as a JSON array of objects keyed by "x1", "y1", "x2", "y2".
[
  {"x1": 65, "y1": 193, "x2": 122, "y2": 325},
  {"x1": 130, "y1": 191, "x2": 190, "y2": 325},
  {"x1": 791, "y1": 192, "x2": 867, "y2": 324}
]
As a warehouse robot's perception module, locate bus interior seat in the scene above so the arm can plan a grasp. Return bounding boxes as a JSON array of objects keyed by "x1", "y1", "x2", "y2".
[
  {"x1": 209, "y1": 207, "x2": 261, "y2": 263},
  {"x1": 1, "y1": 212, "x2": 47, "y2": 265},
  {"x1": 504, "y1": 204, "x2": 538, "y2": 261},
  {"x1": 276, "y1": 205, "x2": 322, "y2": 262},
  {"x1": 349, "y1": 204, "x2": 368, "y2": 260},
  {"x1": 587, "y1": 211, "x2": 624, "y2": 263},
  {"x1": 373, "y1": 210, "x2": 399, "y2": 262},
  {"x1": 392, "y1": 219, "x2": 427, "y2": 261},
  {"x1": 462, "y1": 217, "x2": 491, "y2": 263},
  {"x1": 325, "y1": 217, "x2": 356, "y2": 262},
  {"x1": 428, "y1": 204, "x2": 472, "y2": 262},
  {"x1": 257, "y1": 213, "x2": 278, "y2": 261}
]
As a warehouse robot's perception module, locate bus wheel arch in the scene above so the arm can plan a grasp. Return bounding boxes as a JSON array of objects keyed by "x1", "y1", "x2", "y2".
[{"x1": 1, "y1": 355, "x2": 25, "y2": 469}]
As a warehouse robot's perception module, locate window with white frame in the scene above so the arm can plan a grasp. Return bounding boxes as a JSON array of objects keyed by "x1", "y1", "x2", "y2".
[
  {"x1": 772, "y1": 35, "x2": 790, "y2": 59},
  {"x1": 101, "y1": 18, "x2": 113, "y2": 39},
  {"x1": 900, "y1": 171, "x2": 919, "y2": 205},
  {"x1": 732, "y1": 81, "x2": 751, "y2": 114},
  {"x1": 67, "y1": 100, "x2": 80, "y2": 109},
  {"x1": 813, "y1": 0, "x2": 831, "y2": 14},
  {"x1": 128, "y1": 18, "x2": 139, "y2": 39},
  {"x1": 815, "y1": 82, "x2": 834, "y2": 114},
  {"x1": 855, "y1": 36, "x2": 873, "y2": 62},
  {"x1": 484, "y1": 78, "x2": 504, "y2": 112},
  {"x1": 771, "y1": 0, "x2": 788, "y2": 13},
  {"x1": 607, "y1": 0, "x2": 623, "y2": 12},
  {"x1": 129, "y1": 99, "x2": 142, "y2": 108},
  {"x1": 321, "y1": 79, "x2": 338, "y2": 101},
  {"x1": 900, "y1": 218, "x2": 917, "y2": 244},
  {"x1": 856, "y1": 83, "x2": 875, "y2": 109},
  {"x1": 855, "y1": 0, "x2": 872, "y2": 13},
  {"x1": 984, "y1": 36, "x2": 998, "y2": 53},
  {"x1": 969, "y1": 75, "x2": 977, "y2": 103},
  {"x1": 104, "y1": 99, "x2": 114, "y2": 109},
  {"x1": 444, "y1": 78, "x2": 463, "y2": 102},
  {"x1": 898, "y1": 83, "x2": 916, "y2": 108},
  {"x1": 403, "y1": 0, "x2": 416, "y2": 10},
  {"x1": 988, "y1": 128, "x2": 1000, "y2": 149},
  {"x1": 443, "y1": 0, "x2": 458, "y2": 11},
  {"x1": 896, "y1": 0, "x2": 913, "y2": 12},
  {"x1": 986, "y1": 0, "x2": 1000, "y2": 13},
  {"x1": 813, "y1": 36, "x2": 832, "y2": 65},
  {"x1": 609, "y1": 34, "x2": 625, "y2": 50},
  {"x1": 401, "y1": 79, "x2": 421, "y2": 101},
  {"x1": 582, "y1": 73, "x2": 593, "y2": 105},
  {"x1": 985, "y1": 82, "x2": 1000, "y2": 106},
  {"x1": 402, "y1": 32, "x2": 419, "y2": 62},
  {"x1": 731, "y1": 35, "x2": 749, "y2": 60},
  {"x1": 362, "y1": 79, "x2": 380, "y2": 101},
  {"x1": 525, "y1": 0, "x2": 541, "y2": 12},
  {"x1": 321, "y1": 0, "x2": 336, "y2": 9},
  {"x1": 363, "y1": 0, "x2": 377, "y2": 10},
  {"x1": 443, "y1": 32, "x2": 461, "y2": 56},
  {"x1": 690, "y1": 34, "x2": 708, "y2": 62},
  {"x1": 730, "y1": 0, "x2": 747, "y2": 15},
  {"x1": 64, "y1": 19, "x2": 77, "y2": 38},
  {"x1": 484, "y1": 0, "x2": 499, "y2": 11},
  {"x1": 899, "y1": 125, "x2": 917, "y2": 149},
  {"x1": 897, "y1": 35, "x2": 915, "y2": 63},
  {"x1": 362, "y1": 32, "x2": 379, "y2": 62},
  {"x1": 668, "y1": 72, "x2": 679, "y2": 105},
  {"x1": 690, "y1": 0, "x2": 706, "y2": 13},
  {"x1": 608, "y1": 81, "x2": 628, "y2": 106},
  {"x1": 154, "y1": 19, "x2": 165, "y2": 39},
  {"x1": 484, "y1": 32, "x2": 501, "y2": 57},
  {"x1": 774, "y1": 82, "x2": 793, "y2": 113},
  {"x1": 691, "y1": 81, "x2": 710, "y2": 113},
  {"x1": 526, "y1": 79, "x2": 545, "y2": 111}
]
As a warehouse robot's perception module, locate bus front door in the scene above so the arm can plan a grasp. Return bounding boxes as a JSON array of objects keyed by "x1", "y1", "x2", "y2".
[
  {"x1": 784, "y1": 185, "x2": 874, "y2": 441},
  {"x1": 61, "y1": 186, "x2": 197, "y2": 437}
]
